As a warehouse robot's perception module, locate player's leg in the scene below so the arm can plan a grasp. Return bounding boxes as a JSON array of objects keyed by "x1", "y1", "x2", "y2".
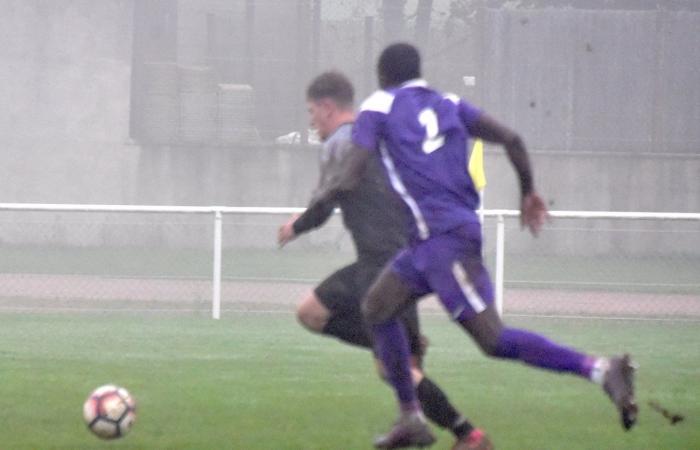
[
  {"x1": 296, "y1": 291, "x2": 329, "y2": 332},
  {"x1": 461, "y1": 303, "x2": 637, "y2": 430},
  {"x1": 362, "y1": 260, "x2": 426, "y2": 414},
  {"x1": 363, "y1": 256, "x2": 436, "y2": 448},
  {"x1": 321, "y1": 261, "x2": 487, "y2": 447},
  {"x1": 450, "y1": 255, "x2": 594, "y2": 375},
  {"x1": 297, "y1": 263, "x2": 372, "y2": 348},
  {"x1": 429, "y1": 224, "x2": 637, "y2": 430},
  {"x1": 423, "y1": 223, "x2": 593, "y2": 377},
  {"x1": 373, "y1": 354, "x2": 493, "y2": 450},
  {"x1": 400, "y1": 305, "x2": 493, "y2": 450}
]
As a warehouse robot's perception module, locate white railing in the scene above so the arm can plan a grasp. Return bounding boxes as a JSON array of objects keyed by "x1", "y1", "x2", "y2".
[{"x1": 1, "y1": 203, "x2": 699, "y2": 319}]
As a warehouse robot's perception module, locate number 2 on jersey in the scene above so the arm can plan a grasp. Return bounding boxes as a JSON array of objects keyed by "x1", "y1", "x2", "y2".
[{"x1": 418, "y1": 108, "x2": 445, "y2": 154}]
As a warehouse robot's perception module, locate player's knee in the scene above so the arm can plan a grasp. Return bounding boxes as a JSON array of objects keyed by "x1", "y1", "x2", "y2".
[
  {"x1": 409, "y1": 363, "x2": 424, "y2": 386},
  {"x1": 360, "y1": 296, "x2": 381, "y2": 326},
  {"x1": 460, "y1": 306, "x2": 504, "y2": 357},
  {"x1": 296, "y1": 293, "x2": 328, "y2": 333},
  {"x1": 472, "y1": 326, "x2": 507, "y2": 357},
  {"x1": 362, "y1": 291, "x2": 397, "y2": 326},
  {"x1": 477, "y1": 337, "x2": 501, "y2": 357}
]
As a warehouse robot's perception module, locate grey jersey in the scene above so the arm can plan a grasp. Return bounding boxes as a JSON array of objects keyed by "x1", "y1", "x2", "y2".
[{"x1": 294, "y1": 123, "x2": 408, "y2": 261}]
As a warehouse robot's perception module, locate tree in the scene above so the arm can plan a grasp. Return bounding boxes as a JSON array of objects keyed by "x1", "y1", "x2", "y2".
[
  {"x1": 382, "y1": 0, "x2": 407, "y2": 44},
  {"x1": 414, "y1": 0, "x2": 433, "y2": 47}
]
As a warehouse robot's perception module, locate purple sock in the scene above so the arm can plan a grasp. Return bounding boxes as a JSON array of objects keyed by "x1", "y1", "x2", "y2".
[
  {"x1": 494, "y1": 328, "x2": 592, "y2": 379},
  {"x1": 372, "y1": 319, "x2": 419, "y2": 411}
]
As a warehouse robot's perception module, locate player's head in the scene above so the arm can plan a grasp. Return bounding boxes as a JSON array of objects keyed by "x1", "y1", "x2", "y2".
[
  {"x1": 306, "y1": 71, "x2": 355, "y2": 141},
  {"x1": 377, "y1": 42, "x2": 421, "y2": 89}
]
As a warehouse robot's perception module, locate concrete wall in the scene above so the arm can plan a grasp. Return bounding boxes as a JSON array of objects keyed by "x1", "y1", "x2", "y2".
[
  {"x1": 126, "y1": 143, "x2": 700, "y2": 255},
  {"x1": 0, "y1": 1, "x2": 696, "y2": 257},
  {"x1": 480, "y1": 6, "x2": 700, "y2": 154},
  {"x1": 134, "y1": 144, "x2": 320, "y2": 207},
  {"x1": 132, "y1": 142, "x2": 700, "y2": 212},
  {"x1": 0, "y1": 0, "x2": 139, "y2": 204}
]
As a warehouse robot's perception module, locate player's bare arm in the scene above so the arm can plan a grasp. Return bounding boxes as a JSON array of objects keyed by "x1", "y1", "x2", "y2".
[{"x1": 468, "y1": 113, "x2": 548, "y2": 236}]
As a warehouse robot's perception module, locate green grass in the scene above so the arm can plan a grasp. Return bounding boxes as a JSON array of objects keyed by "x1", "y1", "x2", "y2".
[
  {"x1": 1, "y1": 312, "x2": 698, "y2": 449},
  {"x1": 502, "y1": 255, "x2": 700, "y2": 294},
  {"x1": 0, "y1": 245, "x2": 354, "y2": 280}
]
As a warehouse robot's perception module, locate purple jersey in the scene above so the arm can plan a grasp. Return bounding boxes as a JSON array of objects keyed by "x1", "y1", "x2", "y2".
[{"x1": 352, "y1": 79, "x2": 482, "y2": 241}]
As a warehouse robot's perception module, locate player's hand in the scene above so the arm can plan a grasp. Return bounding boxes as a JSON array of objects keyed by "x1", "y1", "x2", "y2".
[
  {"x1": 277, "y1": 214, "x2": 300, "y2": 248},
  {"x1": 520, "y1": 192, "x2": 548, "y2": 237}
]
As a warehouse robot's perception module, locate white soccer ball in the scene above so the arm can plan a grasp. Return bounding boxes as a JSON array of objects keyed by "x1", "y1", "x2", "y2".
[{"x1": 83, "y1": 384, "x2": 137, "y2": 439}]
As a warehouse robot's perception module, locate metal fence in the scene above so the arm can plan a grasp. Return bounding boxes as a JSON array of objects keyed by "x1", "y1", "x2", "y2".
[{"x1": 1, "y1": 203, "x2": 698, "y2": 321}]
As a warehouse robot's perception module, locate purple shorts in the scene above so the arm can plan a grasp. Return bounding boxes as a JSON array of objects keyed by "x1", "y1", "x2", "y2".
[{"x1": 391, "y1": 222, "x2": 494, "y2": 322}]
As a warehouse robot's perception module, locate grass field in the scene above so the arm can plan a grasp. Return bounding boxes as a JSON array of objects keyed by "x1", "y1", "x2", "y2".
[{"x1": 1, "y1": 311, "x2": 698, "y2": 449}]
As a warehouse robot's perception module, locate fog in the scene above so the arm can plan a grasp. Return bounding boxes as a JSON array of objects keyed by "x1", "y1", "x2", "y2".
[{"x1": 0, "y1": 0, "x2": 698, "y2": 211}]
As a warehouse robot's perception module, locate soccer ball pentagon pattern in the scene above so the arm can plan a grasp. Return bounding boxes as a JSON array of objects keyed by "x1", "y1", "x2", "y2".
[{"x1": 83, "y1": 384, "x2": 136, "y2": 439}]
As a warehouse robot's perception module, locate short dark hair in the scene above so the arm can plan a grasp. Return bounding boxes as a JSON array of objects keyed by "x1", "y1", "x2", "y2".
[
  {"x1": 377, "y1": 42, "x2": 421, "y2": 88},
  {"x1": 306, "y1": 71, "x2": 354, "y2": 108}
]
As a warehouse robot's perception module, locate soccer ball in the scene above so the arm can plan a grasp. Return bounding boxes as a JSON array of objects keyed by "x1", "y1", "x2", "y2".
[{"x1": 83, "y1": 384, "x2": 136, "y2": 439}]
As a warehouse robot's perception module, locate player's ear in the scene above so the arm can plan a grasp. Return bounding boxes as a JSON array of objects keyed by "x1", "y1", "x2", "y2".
[{"x1": 319, "y1": 98, "x2": 335, "y2": 116}]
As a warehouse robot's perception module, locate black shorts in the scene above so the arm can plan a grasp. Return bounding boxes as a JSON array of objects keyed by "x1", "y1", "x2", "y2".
[{"x1": 314, "y1": 260, "x2": 423, "y2": 356}]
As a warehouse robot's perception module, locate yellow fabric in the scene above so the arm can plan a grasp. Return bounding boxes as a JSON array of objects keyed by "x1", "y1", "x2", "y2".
[{"x1": 468, "y1": 139, "x2": 487, "y2": 191}]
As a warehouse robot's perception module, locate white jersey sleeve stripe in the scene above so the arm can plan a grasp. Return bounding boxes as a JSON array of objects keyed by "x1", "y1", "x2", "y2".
[
  {"x1": 359, "y1": 90, "x2": 395, "y2": 114},
  {"x1": 444, "y1": 93, "x2": 460, "y2": 104}
]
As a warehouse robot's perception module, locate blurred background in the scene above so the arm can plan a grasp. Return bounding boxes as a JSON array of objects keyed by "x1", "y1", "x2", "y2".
[
  {"x1": 1, "y1": 6, "x2": 698, "y2": 448},
  {"x1": 0, "y1": 0, "x2": 698, "y2": 208},
  {"x1": 0, "y1": 0, "x2": 698, "y2": 316}
]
